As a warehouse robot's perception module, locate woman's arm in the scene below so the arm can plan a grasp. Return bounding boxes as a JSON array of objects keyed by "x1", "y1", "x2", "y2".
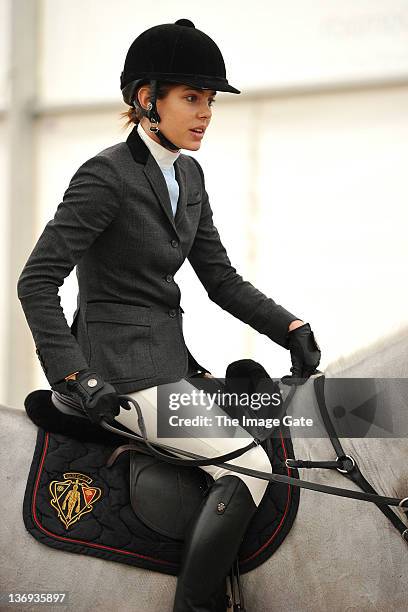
[
  {"x1": 188, "y1": 158, "x2": 300, "y2": 348},
  {"x1": 17, "y1": 155, "x2": 123, "y2": 387}
]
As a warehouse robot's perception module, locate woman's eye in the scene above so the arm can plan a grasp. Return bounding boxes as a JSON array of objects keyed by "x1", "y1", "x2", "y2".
[{"x1": 185, "y1": 95, "x2": 216, "y2": 106}]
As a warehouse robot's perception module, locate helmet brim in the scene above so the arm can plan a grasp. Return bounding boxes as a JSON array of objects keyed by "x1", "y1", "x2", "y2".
[
  {"x1": 163, "y1": 75, "x2": 241, "y2": 94},
  {"x1": 121, "y1": 73, "x2": 240, "y2": 105}
]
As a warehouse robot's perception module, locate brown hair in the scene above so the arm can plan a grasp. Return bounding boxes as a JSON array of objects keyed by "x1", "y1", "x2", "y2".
[{"x1": 120, "y1": 81, "x2": 177, "y2": 129}]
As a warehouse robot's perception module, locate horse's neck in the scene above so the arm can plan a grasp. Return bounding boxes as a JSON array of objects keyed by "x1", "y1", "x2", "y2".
[
  {"x1": 344, "y1": 437, "x2": 407, "y2": 499},
  {"x1": 325, "y1": 328, "x2": 408, "y2": 500}
]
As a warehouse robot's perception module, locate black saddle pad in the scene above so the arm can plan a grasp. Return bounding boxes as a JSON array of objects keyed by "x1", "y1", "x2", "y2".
[{"x1": 23, "y1": 390, "x2": 300, "y2": 575}]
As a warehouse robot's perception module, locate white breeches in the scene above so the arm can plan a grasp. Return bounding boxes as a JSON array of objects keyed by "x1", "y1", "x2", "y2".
[{"x1": 116, "y1": 377, "x2": 273, "y2": 506}]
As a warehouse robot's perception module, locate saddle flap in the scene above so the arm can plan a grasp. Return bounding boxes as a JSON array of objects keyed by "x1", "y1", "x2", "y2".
[{"x1": 130, "y1": 453, "x2": 213, "y2": 541}]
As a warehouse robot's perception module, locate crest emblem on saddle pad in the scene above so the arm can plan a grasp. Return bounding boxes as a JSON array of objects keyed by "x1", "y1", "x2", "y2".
[{"x1": 49, "y1": 472, "x2": 102, "y2": 529}]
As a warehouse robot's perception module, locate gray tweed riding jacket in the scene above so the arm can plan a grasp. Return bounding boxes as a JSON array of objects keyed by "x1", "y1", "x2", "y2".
[{"x1": 17, "y1": 125, "x2": 299, "y2": 393}]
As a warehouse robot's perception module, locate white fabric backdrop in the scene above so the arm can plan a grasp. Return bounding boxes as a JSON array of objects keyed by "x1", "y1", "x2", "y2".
[{"x1": 39, "y1": 0, "x2": 408, "y2": 104}]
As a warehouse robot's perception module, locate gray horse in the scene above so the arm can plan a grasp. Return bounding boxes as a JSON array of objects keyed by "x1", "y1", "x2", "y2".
[{"x1": 1, "y1": 328, "x2": 408, "y2": 611}]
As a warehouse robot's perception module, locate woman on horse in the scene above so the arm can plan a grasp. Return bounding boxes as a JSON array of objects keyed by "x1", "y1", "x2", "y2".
[{"x1": 17, "y1": 18, "x2": 320, "y2": 611}]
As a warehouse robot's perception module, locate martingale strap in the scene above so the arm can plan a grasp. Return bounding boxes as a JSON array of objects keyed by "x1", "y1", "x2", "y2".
[{"x1": 311, "y1": 375, "x2": 408, "y2": 541}]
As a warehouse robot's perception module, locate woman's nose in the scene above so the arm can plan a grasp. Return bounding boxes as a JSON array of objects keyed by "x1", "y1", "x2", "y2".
[{"x1": 198, "y1": 102, "x2": 212, "y2": 119}]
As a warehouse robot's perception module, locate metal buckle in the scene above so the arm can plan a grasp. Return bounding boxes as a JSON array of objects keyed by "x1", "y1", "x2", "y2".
[
  {"x1": 336, "y1": 455, "x2": 355, "y2": 474},
  {"x1": 402, "y1": 529, "x2": 408, "y2": 542},
  {"x1": 149, "y1": 114, "x2": 160, "y2": 133},
  {"x1": 398, "y1": 497, "x2": 408, "y2": 512},
  {"x1": 285, "y1": 458, "x2": 297, "y2": 469}
]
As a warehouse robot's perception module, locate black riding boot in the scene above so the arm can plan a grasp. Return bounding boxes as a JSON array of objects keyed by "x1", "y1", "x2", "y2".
[{"x1": 173, "y1": 474, "x2": 258, "y2": 612}]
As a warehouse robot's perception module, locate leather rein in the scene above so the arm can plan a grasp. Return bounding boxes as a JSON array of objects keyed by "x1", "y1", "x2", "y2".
[{"x1": 101, "y1": 372, "x2": 408, "y2": 539}]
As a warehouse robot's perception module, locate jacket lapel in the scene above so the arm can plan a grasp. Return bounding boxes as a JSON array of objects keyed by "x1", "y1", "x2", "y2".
[
  {"x1": 126, "y1": 124, "x2": 186, "y2": 234},
  {"x1": 126, "y1": 124, "x2": 150, "y2": 164},
  {"x1": 174, "y1": 159, "x2": 187, "y2": 226},
  {"x1": 143, "y1": 156, "x2": 176, "y2": 231}
]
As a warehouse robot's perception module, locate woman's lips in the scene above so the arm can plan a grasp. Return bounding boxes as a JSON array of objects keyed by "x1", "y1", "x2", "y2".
[{"x1": 189, "y1": 129, "x2": 204, "y2": 140}]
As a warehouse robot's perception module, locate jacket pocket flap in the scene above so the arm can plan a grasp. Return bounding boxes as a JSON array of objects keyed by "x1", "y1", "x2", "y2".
[
  {"x1": 187, "y1": 191, "x2": 201, "y2": 206},
  {"x1": 86, "y1": 302, "x2": 151, "y2": 326}
]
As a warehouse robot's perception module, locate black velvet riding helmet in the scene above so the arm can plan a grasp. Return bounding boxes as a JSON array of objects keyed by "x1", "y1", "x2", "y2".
[{"x1": 120, "y1": 18, "x2": 241, "y2": 106}]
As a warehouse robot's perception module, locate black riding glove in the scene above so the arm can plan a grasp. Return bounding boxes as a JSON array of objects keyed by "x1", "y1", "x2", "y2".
[
  {"x1": 65, "y1": 370, "x2": 122, "y2": 424},
  {"x1": 286, "y1": 323, "x2": 321, "y2": 383}
]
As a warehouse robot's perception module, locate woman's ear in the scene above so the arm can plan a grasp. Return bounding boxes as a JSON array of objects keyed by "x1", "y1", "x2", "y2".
[{"x1": 136, "y1": 85, "x2": 151, "y2": 111}]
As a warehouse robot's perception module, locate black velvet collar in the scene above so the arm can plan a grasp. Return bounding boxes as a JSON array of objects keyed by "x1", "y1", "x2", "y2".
[{"x1": 126, "y1": 124, "x2": 150, "y2": 165}]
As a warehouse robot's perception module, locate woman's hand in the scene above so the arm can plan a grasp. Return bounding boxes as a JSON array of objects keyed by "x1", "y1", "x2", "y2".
[
  {"x1": 65, "y1": 369, "x2": 126, "y2": 424},
  {"x1": 286, "y1": 322, "x2": 321, "y2": 383}
]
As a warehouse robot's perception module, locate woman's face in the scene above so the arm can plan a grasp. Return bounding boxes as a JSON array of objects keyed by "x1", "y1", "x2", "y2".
[{"x1": 138, "y1": 84, "x2": 216, "y2": 151}]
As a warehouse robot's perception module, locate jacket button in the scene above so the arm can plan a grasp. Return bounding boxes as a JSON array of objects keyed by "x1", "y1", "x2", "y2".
[
  {"x1": 166, "y1": 274, "x2": 173, "y2": 283},
  {"x1": 171, "y1": 239, "x2": 178, "y2": 248},
  {"x1": 168, "y1": 309, "x2": 177, "y2": 318}
]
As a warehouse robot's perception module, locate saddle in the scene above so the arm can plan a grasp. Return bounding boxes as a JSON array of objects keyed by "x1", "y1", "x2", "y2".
[
  {"x1": 23, "y1": 374, "x2": 300, "y2": 575},
  {"x1": 130, "y1": 453, "x2": 213, "y2": 540}
]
